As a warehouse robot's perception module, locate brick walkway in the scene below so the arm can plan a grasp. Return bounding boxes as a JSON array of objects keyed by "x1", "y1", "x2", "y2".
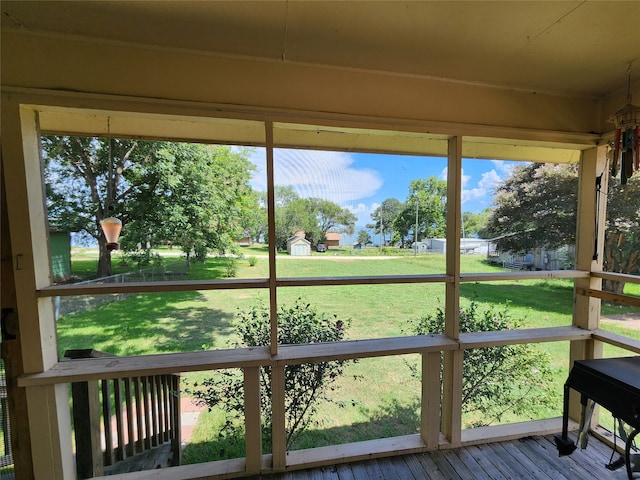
[{"x1": 180, "y1": 396, "x2": 205, "y2": 447}]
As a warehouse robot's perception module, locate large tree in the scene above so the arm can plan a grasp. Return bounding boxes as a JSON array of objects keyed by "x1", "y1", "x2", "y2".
[
  {"x1": 483, "y1": 163, "x2": 640, "y2": 292},
  {"x1": 269, "y1": 187, "x2": 357, "y2": 250},
  {"x1": 463, "y1": 209, "x2": 491, "y2": 238},
  {"x1": 43, "y1": 136, "x2": 256, "y2": 276},
  {"x1": 394, "y1": 177, "x2": 447, "y2": 244},
  {"x1": 369, "y1": 197, "x2": 402, "y2": 246}
]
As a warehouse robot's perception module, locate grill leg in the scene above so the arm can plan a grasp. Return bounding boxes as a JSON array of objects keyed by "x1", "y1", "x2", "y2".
[
  {"x1": 555, "y1": 382, "x2": 577, "y2": 456},
  {"x1": 625, "y1": 428, "x2": 639, "y2": 480}
]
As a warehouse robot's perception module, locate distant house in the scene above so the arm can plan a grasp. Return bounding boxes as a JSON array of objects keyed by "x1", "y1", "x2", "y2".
[
  {"x1": 287, "y1": 236, "x2": 311, "y2": 256},
  {"x1": 235, "y1": 236, "x2": 252, "y2": 246},
  {"x1": 325, "y1": 232, "x2": 341, "y2": 249}
]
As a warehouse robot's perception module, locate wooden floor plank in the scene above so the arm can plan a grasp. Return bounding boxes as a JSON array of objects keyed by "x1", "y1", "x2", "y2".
[
  {"x1": 414, "y1": 451, "x2": 449, "y2": 480},
  {"x1": 526, "y1": 436, "x2": 600, "y2": 480},
  {"x1": 498, "y1": 440, "x2": 555, "y2": 480},
  {"x1": 362, "y1": 459, "x2": 385, "y2": 480},
  {"x1": 346, "y1": 461, "x2": 371, "y2": 480},
  {"x1": 451, "y1": 446, "x2": 494, "y2": 480},
  {"x1": 259, "y1": 434, "x2": 630, "y2": 480},
  {"x1": 487, "y1": 442, "x2": 539, "y2": 480},
  {"x1": 466, "y1": 445, "x2": 510, "y2": 480},
  {"x1": 335, "y1": 463, "x2": 356, "y2": 480},
  {"x1": 376, "y1": 456, "x2": 416, "y2": 480},
  {"x1": 440, "y1": 448, "x2": 478, "y2": 479},
  {"x1": 540, "y1": 434, "x2": 609, "y2": 480},
  {"x1": 516, "y1": 437, "x2": 574, "y2": 480},
  {"x1": 429, "y1": 450, "x2": 464, "y2": 480},
  {"x1": 400, "y1": 451, "x2": 433, "y2": 479}
]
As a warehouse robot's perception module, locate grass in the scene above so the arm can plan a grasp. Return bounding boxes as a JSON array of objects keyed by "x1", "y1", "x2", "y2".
[{"x1": 58, "y1": 248, "x2": 640, "y2": 464}]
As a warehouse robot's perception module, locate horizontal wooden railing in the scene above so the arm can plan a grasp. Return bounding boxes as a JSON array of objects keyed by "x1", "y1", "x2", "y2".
[
  {"x1": 17, "y1": 326, "x2": 638, "y2": 479},
  {"x1": 17, "y1": 271, "x2": 639, "y2": 479},
  {"x1": 66, "y1": 350, "x2": 181, "y2": 478}
]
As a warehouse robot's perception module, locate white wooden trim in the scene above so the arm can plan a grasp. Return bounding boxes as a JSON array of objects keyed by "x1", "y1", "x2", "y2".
[
  {"x1": 442, "y1": 136, "x2": 463, "y2": 445},
  {"x1": 244, "y1": 367, "x2": 262, "y2": 475},
  {"x1": 18, "y1": 327, "x2": 590, "y2": 387},
  {"x1": 592, "y1": 329, "x2": 640, "y2": 354},
  {"x1": 271, "y1": 365, "x2": 286, "y2": 470},
  {"x1": 266, "y1": 121, "x2": 279, "y2": 356},
  {"x1": 274, "y1": 335, "x2": 457, "y2": 364},
  {"x1": 573, "y1": 146, "x2": 608, "y2": 331},
  {"x1": 592, "y1": 271, "x2": 640, "y2": 285},
  {"x1": 284, "y1": 434, "x2": 427, "y2": 471},
  {"x1": 577, "y1": 288, "x2": 640, "y2": 307},
  {"x1": 460, "y1": 270, "x2": 589, "y2": 282},
  {"x1": 457, "y1": 417, "x2": 572, "y2": 447},
  {"x1": 421, "y1": 352, "x2": 441, "y2": 449},
  {"x1": 26, "y1": 384, "x2": 76, "y2": 479},
  {"x1": 276, "y1": 274, "x2": 451, "y2": 287},
  {"x1": 5, "y1": 90, "x2": 636, "y2": 480},
  {"x1": 95, "y1": 457, "x2": 246, "y2": 479},
  {"x1": 36, "y1": 271, "x2": 596, "y2": 297},
  {"x1": 86, "y1": 417, "x2": 575, "y2": 479},
  {"x1": 3, "y1": 86, "x2": 601, "y2": 149},
  {"x1": 458, "y1": 326, "x2": 592, "y2": 349},
  {"x1": 18, "y1": 347, "x2": 272, "y2": 386},
  {"x1": 37, "y1": 278, "x2": 269, "y2": 297},
  {"x1": 569, "y1": 147, "x2": 607, "y2": 426},
  {"x1": 2, "y1": 99, "x2": 76, "y2": 478}
]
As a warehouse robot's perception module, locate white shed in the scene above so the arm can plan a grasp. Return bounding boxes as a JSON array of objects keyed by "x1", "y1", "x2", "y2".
[{"x1": 287, "y1": 236, "x2": 311, "y2": 256}]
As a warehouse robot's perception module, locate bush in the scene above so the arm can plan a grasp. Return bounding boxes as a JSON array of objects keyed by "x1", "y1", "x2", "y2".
[
  {"x1": 123, "y1": 250, "x2": 163, "y2": 268},
  {"x1": 407, "y1": 298, "x2": 558, "y2": 427},
  {"x1": 190, "y1": 299, "x2": 350, "y2": 448},
  {"x1": 247, "y1": 256, "x2": 258, "y2": 267},
  {"x1": 224, "y1": 258, "x2": 238, "y2": 277}
]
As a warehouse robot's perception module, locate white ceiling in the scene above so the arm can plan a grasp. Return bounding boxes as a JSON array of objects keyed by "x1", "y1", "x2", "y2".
[{"x1": 2, "y1": 1, "x2": 639, "y2": 99}]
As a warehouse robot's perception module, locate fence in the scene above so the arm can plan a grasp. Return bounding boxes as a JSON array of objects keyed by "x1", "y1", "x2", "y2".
[{"x1": 55, "y1": 261, "x2": 188, "y2": 320}]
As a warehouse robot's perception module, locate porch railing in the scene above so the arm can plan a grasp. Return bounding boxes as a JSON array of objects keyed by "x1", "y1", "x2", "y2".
[{"x1": 66, "y1": 349, "x2": 181, "y2": 478}]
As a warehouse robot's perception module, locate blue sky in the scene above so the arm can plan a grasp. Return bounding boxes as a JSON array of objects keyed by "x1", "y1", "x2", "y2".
[{"x1": 250, "y1": 148, "x2": 517, "y2": 227}]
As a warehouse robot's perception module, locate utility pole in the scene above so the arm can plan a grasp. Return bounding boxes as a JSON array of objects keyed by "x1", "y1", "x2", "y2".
[
  {"x1": 414, "y1": 199, "x2": 419, "y2": 256},
  {"x1": 379, "y1": 205, "x2": 383, "y2": 254}
]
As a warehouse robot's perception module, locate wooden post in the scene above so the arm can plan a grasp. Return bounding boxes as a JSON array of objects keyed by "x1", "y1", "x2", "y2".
[
  {"x1": 71, "y1": 381, "x2": 104, "y2": 478},
  {"x1": 569, "y1": 145, "x2": 607, "y2": 422},
  {"x1": 2, "y1": 100, "x2": 75, "y2": 478},
  {"x1": 271, "y1": 365, "x2": 287, "y2": 470},
  {"x1": 421, "y1": 351, "x2": 441, "y2": 449},
  {"x1": 244, "y1": 366, "x2": 262, "y2": 474},
  {"x1": 442, "y1": 136, "x2": 463, "y2": 445},
  {"x1": 265, "y1": 121, "x2": 279, "y2": 357},
  {"x1": 170, "y1": 374, "x2": 181, "y2": 466},
  {"x1": 1, "y1": 163, "x2": 34, "y2": 479}
]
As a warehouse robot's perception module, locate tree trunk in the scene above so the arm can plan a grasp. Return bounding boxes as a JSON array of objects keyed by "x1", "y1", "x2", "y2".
[
  {"x1": 602, "y1": 279, "x2": 625, "y2": 294},
  {"x1": 97, "y1": 238, "x2": 112, "y2": 278}
]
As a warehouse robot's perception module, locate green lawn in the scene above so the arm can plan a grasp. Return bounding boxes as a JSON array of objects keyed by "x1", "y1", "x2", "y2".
[{"x1": 58, "y1": 249, "x2": 639, "y2": 463}]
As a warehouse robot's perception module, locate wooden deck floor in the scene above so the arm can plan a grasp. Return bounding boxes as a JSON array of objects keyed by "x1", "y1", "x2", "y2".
[{"x1": 263, "y1": 434, "x2": 635, "y2": 480}]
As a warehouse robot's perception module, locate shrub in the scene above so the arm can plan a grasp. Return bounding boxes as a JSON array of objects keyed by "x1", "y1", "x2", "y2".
[
  {"x1": 123, "y1": 250, "x2": 163, "y2": 268},
  {"x1": 191, "y1": 299, "x2": 350, "y2": 448},
  {"x1": 247, "y1": 256, "x2": 258, "y2": 267},
  {"x1": 224, "y1": 258, "x2": 238, "y2": 277},
  {"x1": 407, "y1": 298, "x2": 558, "y2": 427}
]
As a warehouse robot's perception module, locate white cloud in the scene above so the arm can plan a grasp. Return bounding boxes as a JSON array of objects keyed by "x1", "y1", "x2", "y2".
[
  {"x1": 250, "y1": 148, "x2": 383, "y2": 205},
  {"x1": 344, "y1": 202, "x2": 376, "y2": 227}
]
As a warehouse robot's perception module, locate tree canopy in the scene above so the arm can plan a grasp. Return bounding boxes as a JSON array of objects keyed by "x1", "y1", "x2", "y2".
[
  {"x1": 393, "y1": 177, "x2": 447, "y2": 244},
  {"x1": 43, "y1": 136, "x2": 256, "y2": 276},
  {"x1": 270, "y1": 187, "x2": 357, "y2": 250},
  {"x1": 369, "y1": 197, "x2": 402, "y2": 245},
  {"x1": 483, "y1": 162, "x2": 640, "y2": 291}
]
